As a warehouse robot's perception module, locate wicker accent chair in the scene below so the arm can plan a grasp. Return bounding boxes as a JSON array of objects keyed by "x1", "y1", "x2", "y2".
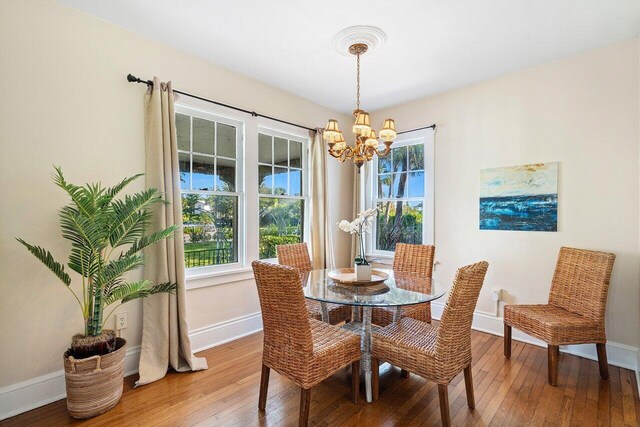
[
  {"x1": 504, "y1": 247, "x2": 616, "y2": 386},
  {"x1": 372, "y1": 243, "x2": 435, "y2": 327},
  {"x1": 277, "y1": 243, "x2": 351, "y2": 325},
  {"x1": 252, "y1": 261, "x2": 361, "y2": 427},
  {"x1": 371, "y1": 261, "x2": 489, "y2": 427}
]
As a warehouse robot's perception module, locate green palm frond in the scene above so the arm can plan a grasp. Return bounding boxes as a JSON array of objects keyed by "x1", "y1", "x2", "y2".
[
  {"x1": 106, "y1": 174, "x2": 144, "y2": 200},
  {"x1": 67, "y1": 246, "x2": 100, "y2": 277},
  {"x1": 53, "y1": 167, "x2": 101, "y2": 218},
  {"x1": 96, "y1": 254, "x2": 144, "y2": 289},
  {"x1": 104, "y1": 280, "x2": 177, "y2": 305},
  {"x1": 123, "y1": 226, "x2": 178, "y2": 257},
  {"x1": 16, "y1": 238, "x2": 71, "y2": 286},
  {"x1": 59, "y1": 206, "x2": 109, "y2": 253},
  {"x1": 108, "y1": 188, "x2": 164, "y2": 248},
  {"x1": 95, "y1": 174, "x2": 144, "y2": 209}
]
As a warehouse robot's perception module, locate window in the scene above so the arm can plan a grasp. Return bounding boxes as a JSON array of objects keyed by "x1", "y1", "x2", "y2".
[
  {"x1": 257, "y1": 130, "x2": 308, "y2": 259},
  {"x1": 175, "y1": 106, "x2": 244, "y2": 271},
  {"x1": 370, "y1": 129, "x2": 434, "y2": 255}
]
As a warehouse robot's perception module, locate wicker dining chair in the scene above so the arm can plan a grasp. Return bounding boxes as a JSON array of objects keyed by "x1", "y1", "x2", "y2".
[
  {"x1": 371, "y1": 243, "x2": 436, "y2": 327},
  {"x1": 252, "y1": 261, "x2": 361, "y2": 427},
  {"x1": 504, "y1": 247, "x2": 615, "y2": 386},
  {"x1": 277, "y1": 243, "x2": 351, "y2": 325},
  {"x1": 371, "y1": 261, "x2": 489, "y2": 427}
]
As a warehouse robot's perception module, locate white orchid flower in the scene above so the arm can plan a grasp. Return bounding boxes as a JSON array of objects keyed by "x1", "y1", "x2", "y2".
[
  {"x1": 338, "y1": 220, "x2": 351, "y2": 233},
  {"x1": 338, "y1": 208, "x2": 378, "y2": 235}
]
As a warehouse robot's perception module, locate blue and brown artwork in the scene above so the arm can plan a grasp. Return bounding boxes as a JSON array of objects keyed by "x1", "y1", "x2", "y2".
[{"x1": 479, "y1": 162, "x2": 558, "y2": 232}]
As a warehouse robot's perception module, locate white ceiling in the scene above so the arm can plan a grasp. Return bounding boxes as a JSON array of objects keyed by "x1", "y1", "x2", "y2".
[{"x1": 60, "y1": 0, "x2": 640, "y2": 113}]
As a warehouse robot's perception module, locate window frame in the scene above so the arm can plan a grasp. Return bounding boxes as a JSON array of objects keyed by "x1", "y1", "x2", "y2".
[
  {"x1": 366, "y1": 128, "x2": 435, "y2": 259},
  {"x1": 257, "y1": 125, "x2": 311, "y2": 262},
  {"x1": 175, "y1": 103, "x2": 246, "y2": 278}
]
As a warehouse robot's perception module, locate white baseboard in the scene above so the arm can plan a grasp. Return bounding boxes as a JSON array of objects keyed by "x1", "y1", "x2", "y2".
[
  {"x1": 189, "y1": 312, "x2": 263, "y2": 354},
  {"x1": 430, "y1": 302, "x2": 640, "y2": 372},
  {"x1": 0, "y1": 346, "x2": 140, "y2": 421}
]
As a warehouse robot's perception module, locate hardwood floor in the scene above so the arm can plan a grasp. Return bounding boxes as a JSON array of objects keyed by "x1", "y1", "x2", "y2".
[{"x1": 3, "y1": 329, "x2": 639, "y2": 426}]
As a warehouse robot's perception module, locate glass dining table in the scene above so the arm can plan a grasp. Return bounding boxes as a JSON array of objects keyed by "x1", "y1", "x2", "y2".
[{"x1": 302, "y1": 268, "x2": 446, "y2": 403}]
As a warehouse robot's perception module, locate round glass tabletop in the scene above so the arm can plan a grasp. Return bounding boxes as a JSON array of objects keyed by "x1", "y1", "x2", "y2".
[{"x1": 302, "y1": 268, "x2": 446, "y2": 307}]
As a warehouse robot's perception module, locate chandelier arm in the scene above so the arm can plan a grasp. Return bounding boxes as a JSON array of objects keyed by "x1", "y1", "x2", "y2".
[
  {"x1": 344, "y1": 146, "x2": 354, "y2": 159},
  {"x1": 374, "y1": 146, "x2": 391, "y2": 157},
  {"x1": 328, "y1": 149, "x2": 342, "y2": 159}
]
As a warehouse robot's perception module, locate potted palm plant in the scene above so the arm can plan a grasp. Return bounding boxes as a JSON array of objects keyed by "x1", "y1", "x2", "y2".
[{"x1": 17, "y1": 167, "x2": 178, "y2": 419}]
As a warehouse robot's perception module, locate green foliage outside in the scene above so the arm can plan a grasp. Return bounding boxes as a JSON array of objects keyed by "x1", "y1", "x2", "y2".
[
  {"x1": 259, "y1": 197, "x2": 303, "y2": 259},
  {"x1": 181, "y1": 193, "x2": 238, "y2": 267},
  {"x1": 180, "y1": 193, "x2": 303, "y2": 265},
  {"x1": 376, "y1": 201, "x2": 423, "y2": 251},
  {"x1": 259, "y1": 233, "x2": 301, "y2": 260}
]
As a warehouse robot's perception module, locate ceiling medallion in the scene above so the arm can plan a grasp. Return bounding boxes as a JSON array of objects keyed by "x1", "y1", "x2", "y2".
[
  {"x1": 332, "y1": 25, "x2": 387, "y2": 56},
  {"x1": 324, "y1": 27, "x2": 396, "y2": 170}
]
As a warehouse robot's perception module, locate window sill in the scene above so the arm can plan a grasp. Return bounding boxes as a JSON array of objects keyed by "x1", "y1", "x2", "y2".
[
  {"x1": 366, "y1": 253, "x2": 394, "y2": 266},
  {"x1": 186, "y1": 267, "x2": 254, "y2": 290}
]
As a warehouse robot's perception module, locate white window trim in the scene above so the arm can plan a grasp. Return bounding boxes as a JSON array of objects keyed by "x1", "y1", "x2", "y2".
[
  {"x1": 174, "y1": 103, "x2": 247, "y2": 280},
  {"x1": 257, "y1": 123, "x2": 311, "y2": 262},
  {"x1": 364, "y1": 128, "x2": 435, "y2": 261}
]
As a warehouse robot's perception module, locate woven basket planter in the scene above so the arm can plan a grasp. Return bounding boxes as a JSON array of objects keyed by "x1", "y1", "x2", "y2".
[{"x1": 63, "y1": 337, "x2": 126, "y2": 419}]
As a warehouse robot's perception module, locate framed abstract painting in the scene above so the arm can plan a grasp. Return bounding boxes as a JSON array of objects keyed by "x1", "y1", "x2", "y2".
[{"x1": 479, "y1": 162, "x2": 558, "y2": 232}]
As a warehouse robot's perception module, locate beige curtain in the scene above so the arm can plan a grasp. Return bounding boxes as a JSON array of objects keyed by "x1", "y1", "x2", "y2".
[
  {"x1": 136, "y1": 77, "x2": 208, "y2": 387},
  {"x1": 309, "y1": 129, "x2": 335, "y2": 269}
]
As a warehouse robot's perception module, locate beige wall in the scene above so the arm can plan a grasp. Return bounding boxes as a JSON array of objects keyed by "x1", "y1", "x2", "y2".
[
  {"x1": 372, "y1": 38, "x2": 640, "y2": 348},
  {"x1": 0, "y1": 0, "x2": 353, "y2": 387}
]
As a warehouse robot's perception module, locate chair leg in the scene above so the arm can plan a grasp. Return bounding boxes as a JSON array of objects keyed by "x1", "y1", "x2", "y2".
[
  {"x1": 371, "y1": 357, "x2": 379, "y2": 401},
  {"x1": 464, "y1": 364, "x2": 475, "y2": 409},
  {"x1": 438, "y1": 384, "x2": 451, "y2": 427},
  {"x1": 351, "y1": 361, "x2": 360, "y2": 403},
  {"x1": 299, "y1": 388, "x2": 311, "y2": 427},
  {"x1": 596, "y1": 343, "x2": 609, "y2": 380},
  {"x1": 548, "y1": 345, "x2": 559, "y2": 386},
  {"x1": 258, "y1": 364, "x2": 270, "y2": 411},
  {"x1": 504, "y1": 324, "x2": 512, "y2": 359},
  {"x1": 400, "y1": 369, "x2": 410, "y2": 378}
]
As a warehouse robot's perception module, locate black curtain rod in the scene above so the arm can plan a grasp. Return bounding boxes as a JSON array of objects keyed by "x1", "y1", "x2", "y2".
[
  {"x1": 127, "y1": 74, "x2": 317, "y2": 133},
  {"x1": 398, "y1": 124, "x2": 436, "y2": 135},
  {"x1": 127, "y1": 74, "x2": 436, "y2": 136}
]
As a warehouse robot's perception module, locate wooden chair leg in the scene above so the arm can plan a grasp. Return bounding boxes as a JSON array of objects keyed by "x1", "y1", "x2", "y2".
[
  {"x1": 548, "y1": 345, "x2": 559, "y2": 386},
  {"x1": 371, "y1": 357, "x2": 379, "y2": 401},
  {"x1": 596, "y1": 343, "x2": 609, "y2": 380},
  {"x1": 400, "y1": 369, "x2": 410, "y2": 378},
  {"x1": 504, "y1": 324, "x2": 512, "y2": 359},
  {"x1": 438, "y1": 384, "x2": 451, "y2": 427},
  {"x1": 299, "y1": 388, "x2": 311, "y2": 427},
  {"x1": 258, "y1": 364, "x2": 270, "y2": 411},
  {"x1": 463, "y1": 364, "x2": 475, "y2": 409},
  {"x1": 351, "y1": 361, "x2": 360, "y2": 403}
]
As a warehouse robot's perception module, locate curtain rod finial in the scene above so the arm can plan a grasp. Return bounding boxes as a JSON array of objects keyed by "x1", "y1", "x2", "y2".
[{"x1": 127, "y1": 73, "x2": 152, "y2": 85}]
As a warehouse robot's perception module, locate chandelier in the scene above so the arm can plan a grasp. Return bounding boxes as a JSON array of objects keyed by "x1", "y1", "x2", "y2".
[{"x1": 323, "y1": 42, "x2": 397, "y2": 170}]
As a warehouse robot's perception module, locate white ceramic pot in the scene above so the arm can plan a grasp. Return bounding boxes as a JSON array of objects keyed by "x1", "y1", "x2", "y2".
[{"x1": 355, "y1": 264, "x2": 372, "y2": 281}]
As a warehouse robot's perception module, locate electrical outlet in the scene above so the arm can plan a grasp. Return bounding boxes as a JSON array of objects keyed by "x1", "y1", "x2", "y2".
[{"x1": 115, "y1": 312, "x2": 128, "y2": 330}]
